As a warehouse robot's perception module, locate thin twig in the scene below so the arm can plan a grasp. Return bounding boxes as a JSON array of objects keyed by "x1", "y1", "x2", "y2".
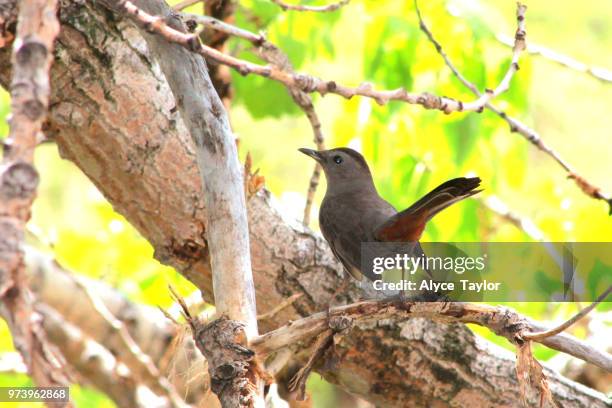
[
  {"x1": 183, "y1": 11, "x2": 327, "y2": 226},
  {"x1": 522, "y1": 285, "x2": 612, "y2": 342},
  {"x1": 119, "y1": 0, "x2": 526, "y2": 114},
  {"x1": 296, "y1": 88, "x2": 326, "y2": 226},
  {"x1": 303, "y1": 164, "x2": 322, "y2": 226},
  {"x1": 168, "y1": 285, "x2": 196, "y2": 330},
  {"x1": 158, "y1": 305, "x2": 179, "y2": 325},
  {"x1": 415, "y1": 0, "x2": 612, "y2": 214},
  {"x1": 288, "y1": 329, "x2": 334, "y2": 400},
  {"x1": 183, "y1": 13, "x2": 265, "y2": 44},
  {"x1": 257, "y1": 293, "x2": 303, "y2": 321},
  {"x1": 172, "y1": 0, "x2": 204, "y2": 11},
  {"x1": 201, "y1": 0, "x2": 237, "y2": 110},
  {"x1": 497, "y1": 34, "x2": 612, "y2": 84},
  {"x1": 480, "y1": 195, "x2": 547, "y2": 241},
  {"x1": 270, "y1": 0, "x2": 350, "y2": 13}
]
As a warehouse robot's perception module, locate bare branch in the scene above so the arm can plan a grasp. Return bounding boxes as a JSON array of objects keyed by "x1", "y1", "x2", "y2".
[
  {"x1": 183, "y1": 13, "x2": 265, "y2": 44},
  {"x1": 40, "y1": 305, "x2": 143, "y2": 408},
  {"x1": 0, "y1": 0, "x2": 71, "y2": 390},
  {"x1": 183, "y1": 12, "x2": 327, "y2": 226},
  {"x1": 270, "y1": 0, "x2": 350, "y2": 13},
  {"x1": 415, "y1": 0, "x2": 612, "y2": 214},
  {"x1": 120, "y1": 0, "x2": 526, "y2": 114},
  {"x1": 480, "y1": 196, "x2": 548, "y2": 241},
  {"x1": 522, "y1": 285, "x2": 612, "y2": 342},
  {"x1": 72, "y1": 277, "x2": 188, "y2": 407},
  {"x1": 172, "y1": 0, "x2": 205, "y2": 11},
  {"x1": 257, "y1": 293, "x2": 303, "y2": 321},
  {"x1": 497, "y1": 34, "x2": 612, "y2": 84},
  {"x1": 303, "y1": 163, "x2": 322, "y2": 226},
  {"x1": 297, "y1": 94, "x2": 325, "y2": 227},
  {"x1": 250, "y1": 300, "x2": 612, "y2": 373},
  {"x1": 106, "y1": 0, "x2": 265, "y2": 404},
  {"x1": 288, "y1": 329, "x2": 333, "y2": 400},
  {"x1": 25, "y1": 247, "x2": 210, "y2": 405},
  {"x1": 171, "y1": 294, "x2": 268, "y2": 408}
]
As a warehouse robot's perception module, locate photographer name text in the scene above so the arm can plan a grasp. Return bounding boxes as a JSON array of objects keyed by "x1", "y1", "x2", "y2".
[{"x1": 373, "y1": 279, "x2": 501, "y2": 293}]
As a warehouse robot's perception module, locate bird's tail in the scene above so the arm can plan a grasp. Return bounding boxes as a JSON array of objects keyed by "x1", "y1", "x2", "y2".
[{"x1": 374, "y1": 177, "x2": 482, "y2": 241}]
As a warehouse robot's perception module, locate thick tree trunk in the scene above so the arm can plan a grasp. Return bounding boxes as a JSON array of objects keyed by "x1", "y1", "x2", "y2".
[{"x1": 0, "y1": 1, "x2": 608, "y2": 407}]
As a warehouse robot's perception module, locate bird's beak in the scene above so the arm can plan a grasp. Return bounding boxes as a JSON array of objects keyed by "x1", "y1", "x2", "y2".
[{"x1": 298, "y1": 148, "x2": 322, "y2": 162}]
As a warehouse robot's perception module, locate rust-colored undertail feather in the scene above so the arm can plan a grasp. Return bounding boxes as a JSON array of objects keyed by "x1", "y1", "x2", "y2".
[{"x1": 374, "y1": 177, "x2": 482, "y2": 242}]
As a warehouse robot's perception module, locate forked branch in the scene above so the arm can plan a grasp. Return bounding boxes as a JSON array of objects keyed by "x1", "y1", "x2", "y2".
[
  {"x1": 415, "y1": 0, "x2": 612, "y2": 214},
  {"x1": 115, "y1": 0, "x2": 527, "y2": 114},
  {"x1": 250, "y1": 299, "x2": 612, "y2": 372}
]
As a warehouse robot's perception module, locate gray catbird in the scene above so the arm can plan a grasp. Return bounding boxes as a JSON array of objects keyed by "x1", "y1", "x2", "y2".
[{"x1": 299, "y1": 147, "x2": 481, "y2": 282}]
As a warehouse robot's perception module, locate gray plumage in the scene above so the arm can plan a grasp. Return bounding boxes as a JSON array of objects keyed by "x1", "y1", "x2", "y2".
[{"x1": 299, "y1": 147, "x2": 481, "y2": 282}]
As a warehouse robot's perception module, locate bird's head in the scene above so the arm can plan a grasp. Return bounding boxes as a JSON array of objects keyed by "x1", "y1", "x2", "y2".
[{"x1": 299, "y1": 147, "x2": 375, "y2": 193}]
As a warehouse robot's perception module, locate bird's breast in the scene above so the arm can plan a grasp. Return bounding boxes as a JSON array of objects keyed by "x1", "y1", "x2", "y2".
[{"x1": 320, "y1": 192, "x2": 396, "y2": 240}]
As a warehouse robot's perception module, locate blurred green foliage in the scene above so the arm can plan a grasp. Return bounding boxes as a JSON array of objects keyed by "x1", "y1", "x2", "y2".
[{"x1": 1, "y1": 0, "x2": 611, "y2": 406}]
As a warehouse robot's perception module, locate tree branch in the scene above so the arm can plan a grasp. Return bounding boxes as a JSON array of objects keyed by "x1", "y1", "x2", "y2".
[
  {"x1": 182, "y1": 12, "x2": 327, "y2": 227},
  {"x1": 415, "y1": 0, "x2": 612, "y2": 214},
  {"x1": 25, "y1": 247, "x2": 210, "y2": 405},
  {"x1": 39, "y1": 304, "x2": 142, "y2": 408},
  {"x1": 0, "y1": 2, "x2": 607, "y2": 405},
  {"x1": 250, "y1": 300, "x2": 612, "y2": 373},
  {"x1": 70, "y1": 276, "x2": 187, "y2": 407},
  {"x1": 172, "y1": 0, "x2": 205, "y2": 12},
  {"x1": 480, "y1": 196, "x2": 548, "y2": 241},
  {"x1": 522, "y1": 285, "x2": 612, "y2": 342},
  {"x1": 100, "y1": 0, "x2": 265, "y2": 404},
  {"x1": 270, "y1": 0, "x2": 350, "y2": 13},
  {"x1": 117, "y1": 0, "x2": 526, "y2": 114},
  {"x1": 202, "y1": 0, "x2": 236, "y2": 110},
  {"x1": 497, "y1": 34, "x2": 612, "y2": 84},
  {"x1": 0, "y1": 0, "x2": 71, "y2": 392}
]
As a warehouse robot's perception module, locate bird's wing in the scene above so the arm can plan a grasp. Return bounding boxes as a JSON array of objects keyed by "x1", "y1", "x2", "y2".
[
  {"x1": 327, "y1": 236, "x2": 365, "y2": 281},
  {"x1": 374, "y1": 177, "x2": 482, "y2": 242},
  {"x1": 320, "y1": 203, "x2": 366, "y2": 281}
]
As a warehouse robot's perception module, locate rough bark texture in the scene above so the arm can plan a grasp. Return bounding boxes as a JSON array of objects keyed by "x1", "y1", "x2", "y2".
[
  {"x1": 26, "y1": 247, "x2": 610, "y2": 407},
  {"x1": 0, "y1": 0, "x2": 71, "y2": 395},
  {"x1": 0, "y1": 1, "x2": 608, "y2": 406},
  {"x1": 103, "y1": 0, "x2": 259, "y2": 337},
  {"x1": 190, "y1": 316, "x2": 260, "y2": 408},
  {"x1": 103, "y1": 1, "x2": 263, "y2": 403}
]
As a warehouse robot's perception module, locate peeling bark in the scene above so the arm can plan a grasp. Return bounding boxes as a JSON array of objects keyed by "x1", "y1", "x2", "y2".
[
  {"x1": 0, "y1": 1, "x2": 608, "y2": 406},
  {"x1": 190, "y1": 316, "x2": 260, "y2": 407},
  {"x1": 101, "y1": 0, "x2": 264, "y2": 404}
]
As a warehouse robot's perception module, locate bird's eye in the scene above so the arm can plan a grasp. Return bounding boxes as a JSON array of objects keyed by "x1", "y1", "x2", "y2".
[{"x1": 333, "y1": 155, "x2": 343, "y2": 164}]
